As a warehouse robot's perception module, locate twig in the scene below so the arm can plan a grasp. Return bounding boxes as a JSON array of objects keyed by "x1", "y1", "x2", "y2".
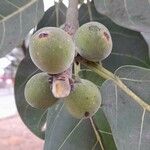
[
  {"x1": 87, "y1": 0, "x2": 93, "y2": 21},
  {"x1": 55, "y1": 0, "x2": 59, "y2": 27},
  {"x1": 51, "y1": 0, "x2": 79, "y2": 98},
  {"x1": 66, "y1": 0, "x2": 79, "y2": 33}
]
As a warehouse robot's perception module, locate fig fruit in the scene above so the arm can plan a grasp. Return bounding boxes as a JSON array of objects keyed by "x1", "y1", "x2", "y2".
[
  {"x1": 75, "y1": 22, "x2": 112, "y2": 62},
  {"x1": 29, "y1": 27, "x2": 75, "y2": 74},
  {"x1": 24, "y1": 73, "x2": 57, "y2": 109},
  {"x1": 64, "y1": 79, "x2": 101, "y2": 119}
]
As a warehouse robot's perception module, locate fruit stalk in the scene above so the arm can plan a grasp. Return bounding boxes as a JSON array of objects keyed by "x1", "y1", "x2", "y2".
[
  {"x1": 76, "y1": 55, "x2": 150, "y2": 112},
  {"x1": 55, "y1": 1, "x2": 60, "y2": 27},
  {"x1": 66, "y1": 0, "x2": 79, "y2": 33},
  {"x1": 52, "y1": 0, "x2": 79, "y2": 98},
  {"x1": 87, "y1": 0, "x2": 93, "y2": 21}
]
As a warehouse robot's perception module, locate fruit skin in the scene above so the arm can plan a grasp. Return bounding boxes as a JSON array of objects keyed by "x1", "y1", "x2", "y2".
[
  {"x1": 75, "y1": 22, "x2": 112, "y2": 62},
  {"x1": 64, "y1": 79, "x2": 101, "y2": 119},
  {"x1": 24, "y1": 73, "x2": 57, "y2": 109},
  {"x1": 29, "y1": 27, "x2": 75, "y2": 74}
]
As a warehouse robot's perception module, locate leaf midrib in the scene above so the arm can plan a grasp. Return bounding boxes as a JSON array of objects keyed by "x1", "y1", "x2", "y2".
[
  {"x1": 0, "y1": 0, "x2": 38, "y2": 22},
  {"x1": 111, "y1": 52, "x2": 150, "y2": 68}
]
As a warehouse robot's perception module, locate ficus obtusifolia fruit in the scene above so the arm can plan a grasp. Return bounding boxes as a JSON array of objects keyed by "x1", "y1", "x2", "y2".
[
  {"x1": 75, "y1": 21, "x2": 112, "y2": 62},
  {"x1": 24, "y1": 73, "x2": 58, "y2": 109},
  {"x1": 63, "y1": 79, "x2": 101, "y2": 119},
  {"x1": 29, "y1": 27, "x2": 75, "y2": 74}
]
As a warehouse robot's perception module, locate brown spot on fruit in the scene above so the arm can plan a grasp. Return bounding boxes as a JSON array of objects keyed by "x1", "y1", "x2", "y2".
[
  {"x1": 39, "y1": 33, "x2": 48, "y2": 38},
  {"x1": 84, "y1": 111, "x2": 90, "y2": 117},
  {"x1": 64, "y1": 79, "x2": 101, "y2": 119},
  {"x1": 89, "y1": 25, "x2": 100, "y2": 32},
  {"x1": 104, "y1": 32, "x2": 109, "y2": 41}
]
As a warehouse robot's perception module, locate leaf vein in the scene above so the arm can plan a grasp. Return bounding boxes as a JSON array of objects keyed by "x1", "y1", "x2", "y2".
[
  {"x1": 35, "y1": 0, "x2": 38, "y2": 27},
  {"x1": 115, "y1": 84, "x2": 118, "y2": 130},
  {"x1": 92, "y1": 140, "x2": 98, "y2": 150},
  {"x1": 121, "y1": 78, "x2": 150, "y2": 83},
  {"x1": 138, "y1": 109, "x2": 146, "y2": 150},
  {"x1": 5, "y1": 0, "x2": 20, "y2": 9},
  {"x1": 0, "y1": 0, "x2": 38, "y2": 23},
  {"x1": 37, "y1": 109, "x2": 48, "y2": 131},
  {"x1": 0, "y1": 21, "x2": 5, "y2": 50},
  {"x1": 57, "y1": 119, "x2": 83, "y2": 150},
  {"x1": 111, "y1": 52, "x2": 150, "y2": 68},
  {"x1": 123, "y1": 0, "x2": 135, "y2": 25},
  {"x1": 98, "y1": 130, "x2": 112, "y2": 135},
  {"x1": 48, "y1": 104, "x2": 64, "y2": 138}
]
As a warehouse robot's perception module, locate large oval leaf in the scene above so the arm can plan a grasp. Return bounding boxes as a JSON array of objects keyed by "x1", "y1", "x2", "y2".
[
  {"x1": 79, "y1": 3, "x2": 150, "y2": 71},
  {"x1": 44, "y1": 105, "x2": 101, "y2": 150},
  {"x1": 101, "y1": 66, "x2": 150, "y2": 150},
  {"x1": 14, "y1": 54, "x2": 46, "y2": 139},
  {"x1": 37, "y1": 1, "x2": 66, "y2": 29},
  {"x1": 93, "y1": 0, "x2": 150, "y2": 32},
  {"x1": 0, "y1": 0, "x2": 44, "y2": 57}
]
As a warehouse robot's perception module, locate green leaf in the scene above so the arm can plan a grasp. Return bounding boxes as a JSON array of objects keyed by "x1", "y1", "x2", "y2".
[
  {"x1": 44, "y1": 104, "x2": 101, "y2": 150},
  {"x1": 0, "y1": 0, "x2": 44, "y2": 57},
  {"x1": 93, "y1": 0, "x2": 150, "y2": 32},
  {"x1": 101, "y1": 65, "x2": 150, "y2": 150},
  {"x1": 14, "y1": 55, "x2": 46, "y2": 139},
  {"x1": 141, "y1": 32, "x2": 150, "y2": 58},
  {"x1": 79, "y1": 3, "x2": 150, "y2": 71},
  {"x1": 93, "y1": 109, "x2": 117, "y2": 150},
  {"x1": 37, "y1": 1, "x2": 66, "y2": 29},
  {"x1": 78, "y1": 69, "x2": 104, "y2": 87}
]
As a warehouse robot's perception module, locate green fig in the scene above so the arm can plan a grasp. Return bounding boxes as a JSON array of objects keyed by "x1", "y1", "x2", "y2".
[
  {"x1": 75, "y1": 21, "x2": 112, "y2": 62},
  {"x1": 64, "y1": 79, "x2": 101, "y2": 119},
  {"x1": 24, "y1": 73, "x2": 57, "y2": 109},
  {"x1": 29, "y1": 27, "x2": 75, "y2": 74}
]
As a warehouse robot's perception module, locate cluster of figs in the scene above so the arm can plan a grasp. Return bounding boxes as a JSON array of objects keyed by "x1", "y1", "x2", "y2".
[{"x1": 24, "y1": 22, "x2": 112, "y2": 119}]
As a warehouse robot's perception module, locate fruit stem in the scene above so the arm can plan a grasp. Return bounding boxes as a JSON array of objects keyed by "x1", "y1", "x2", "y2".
[
  {"x1": 55, "y1": 1, "x2": 60, "y2": 27},
  {"x1": 66, "y1": 0, "x2": 79, "y2": 32},
  {"x1": 52, "y1": 0, "x2": 79, "y2": 98},
  {"x1": 74, "y1": 61, "x2": 81, "y2": 76},
  {"x1": 90, "y1": 118, "x2": 105, "y2": 150},
  {"x1": 76, "y1": 55, "x2": 150, "y2": 112},
  {"x1": 87, "y1": 0, "x2": 93, "y2": 21},
  {"x1": 65, "y1": 0, "x2": 80, "y2": 78}
]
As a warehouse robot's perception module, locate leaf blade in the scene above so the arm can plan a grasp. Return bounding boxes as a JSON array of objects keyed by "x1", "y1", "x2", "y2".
[
  {"x1": 94, "y1": 0, "x2": 150, "y2": 32},
  {"x1": 0, "y1": 0, "x2": 44, "y2": 57},
  {"x1": 14, "y1": 55, "x2": 46, "y2": 139},
  {"x1": 101, "y1": 65, "x2": 150, "y2": 150},
  {"x1": 44, "y1": 105, "x2": 101, "y2": 150}
]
